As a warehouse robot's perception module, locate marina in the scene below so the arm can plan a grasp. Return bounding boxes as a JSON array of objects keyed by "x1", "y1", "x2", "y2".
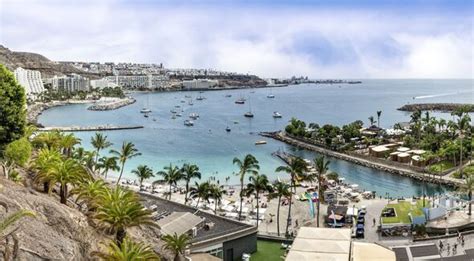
[{"x1": 37, "y1": 80, "x2": 472, "y2": 197}]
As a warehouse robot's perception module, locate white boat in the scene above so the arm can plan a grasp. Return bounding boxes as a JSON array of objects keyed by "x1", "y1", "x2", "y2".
[
  {"x1": 244, "y1": 112, "x2": 254, "y2": 118},
  {"x1": 140, "y1": 108, "x2": 152, "y2": 113},
  {"x1": 184, "y1": 120, "x2": 194, "y2": 126},
  {"x1": 176, "y1": 113, "x2": 182, "y2": 117},
  {"x1": 196, "y1": 96, "x2": 205, "y2": 101},
  {"x1": 226, "y1": 126, "x2": 231, "y2": 132},
  {"x1": 188, "y1": 101, "x2": 194, "y2": 106},
  {"x1": 267, "y1": 94, "x2": 275, "y2": 98},
  {"x1": 273, "y1": 111, "x2": 282, "y2": 118},
  {"x1": 255, "y1": 140, "x2": 267, "y2": 145},
  {"x1": 189, "y1": 113, "x2": 199, "y2": 120}
]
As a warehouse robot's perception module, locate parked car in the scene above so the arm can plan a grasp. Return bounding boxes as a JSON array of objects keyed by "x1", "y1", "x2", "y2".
[{"x1": 356, "y1": 224, "x2": 365, "y2": 238}]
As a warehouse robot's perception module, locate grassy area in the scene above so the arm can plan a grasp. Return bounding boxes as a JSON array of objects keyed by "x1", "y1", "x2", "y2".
[
  {"x1": 452, "y1": 163, "x2": 474, "y2": 179},
  {"x1": 428, "y1": 160, "x2": 454, "y2": 173},
  {"x1": 381, "y1": 200, "x2": 427, "y2": 224},
  {"x1": 251, "y1": 240, "x2": 285, "y2": 261}
]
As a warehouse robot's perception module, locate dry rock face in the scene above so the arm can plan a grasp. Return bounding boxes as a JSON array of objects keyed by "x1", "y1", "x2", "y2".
[{"x1": 0, "y1": 179, "x2": 105, "y2": 260}]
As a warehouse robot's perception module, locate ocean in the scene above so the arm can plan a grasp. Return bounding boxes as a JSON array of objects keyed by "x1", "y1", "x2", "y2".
[{"x1": 38, "y1": 79, "x2": 473, "y2": 197}]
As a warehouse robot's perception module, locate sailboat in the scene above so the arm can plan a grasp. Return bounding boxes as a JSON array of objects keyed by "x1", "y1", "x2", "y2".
[
  {"x1": 140, "y1": 94, "x2": 152, "y2": 113},
  {"x1": 267, "y1": 87, "x2": 275, "y2": 98},
  {"x1": 244, "y1": 96, "x2": 254, "y2": 118}
]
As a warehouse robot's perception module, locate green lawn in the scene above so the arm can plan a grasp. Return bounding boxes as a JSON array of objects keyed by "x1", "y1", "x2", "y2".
[
  {"x1": 428, "y1": 160, "x2": 454, "y2": 173},
  {"x1": 381, "y1": 200, "x2": 427, "y2": 224},
  {"x1": 251, "y1": 240, "x2": 285, "y2": 261}
]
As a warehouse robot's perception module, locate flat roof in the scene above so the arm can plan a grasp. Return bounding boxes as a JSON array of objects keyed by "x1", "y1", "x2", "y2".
[
  {"x1": 157, "y1": 212, "x2": 203, "y2": 235},
  {"x1": 140, "y1": 193, "x2": 256, "y2": 246},
  {"x1": 286, "y1": 227, "x2": 351, "y2": 261},
  {"x1": 372, "y1": 146, "x2": 390, "y2": 152},
  {"x1": 352, "y1": 242, "x2": 395, "y2": 261}
]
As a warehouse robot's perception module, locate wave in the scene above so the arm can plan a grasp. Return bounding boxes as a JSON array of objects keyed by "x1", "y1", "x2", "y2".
[{"x1": 414, "y1": 91, "x2": 472, "y2": 99}]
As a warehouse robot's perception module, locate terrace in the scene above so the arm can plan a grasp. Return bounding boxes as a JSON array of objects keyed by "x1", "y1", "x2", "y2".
[{"x1": 381, "y1": 200, "x2": 427, "y2": 225}]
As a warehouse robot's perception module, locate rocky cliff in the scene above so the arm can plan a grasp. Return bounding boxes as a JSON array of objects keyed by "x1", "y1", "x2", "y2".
[{"x1": 0, "y1": 45, "x2": 97, "y2": 79}]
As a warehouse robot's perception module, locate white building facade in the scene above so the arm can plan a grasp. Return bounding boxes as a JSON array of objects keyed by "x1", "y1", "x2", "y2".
[
  {"x1": 51, "y1": 74, "x2": 90, "y2": 92},
  {"x1": 105, "y1": 74, "x2": 169, "y2": 89},
  {"x1": 182, "y1": 79, "x2": 219, "y2": 89},
  {"x1": 13, "y1": 67, "x2": 45, "y2": 99}
]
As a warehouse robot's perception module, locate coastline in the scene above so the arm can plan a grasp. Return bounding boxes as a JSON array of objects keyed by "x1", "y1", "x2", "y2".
[
  {"x1": 27, "y1": 100, "x2": 95, "y2": 126},
  {"x1": 261, "y1": 131, "x2": 463, "y2": 187}
]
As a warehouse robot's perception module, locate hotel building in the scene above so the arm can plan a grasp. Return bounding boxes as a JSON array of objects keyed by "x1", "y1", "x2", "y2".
[{"x1": 13, "y1": 67, "x2": 45, "y2": 99}]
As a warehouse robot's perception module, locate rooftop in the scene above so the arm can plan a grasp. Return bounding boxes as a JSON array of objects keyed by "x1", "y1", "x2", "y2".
[{"x1": 140, "y1": 193, "x2": 256, "y2": 246}]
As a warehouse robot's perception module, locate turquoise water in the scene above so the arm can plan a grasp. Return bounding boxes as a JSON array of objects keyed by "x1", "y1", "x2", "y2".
[{"x1": 38, "y1": 79, "x2": 473, "y2": 197}]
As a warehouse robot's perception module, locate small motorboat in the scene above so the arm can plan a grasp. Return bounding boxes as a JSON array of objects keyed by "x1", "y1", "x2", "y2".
[
  {"x1": 171, "y1": 115, "x2": 176, "y2": 119},
  {"x1": 235, "y1": 98, "x2": 245, "y2": 104},
  {"x1": 140, "y1": 108, "x2": 152, "y2": 113},
  {"x1": 255, "y1": 140, "x2": 267, "y2": 145},
  {"x1": 175, "y1": 105, "x2": 181, "y2": 108},
  {"x1": 233, "y1": 121, "x2": 239, "y2": 124},
  {"x1": 170, "y1": 109, "x2": 177, "y2": 113},
  {"x1": 189, "y1": 113, "x2": 199, "y2": 120},
  {"x1": 273, "y1": 111, "x2": 282, "y2": 118},
  {"x1": 225, "y1": 94, "x2": 232, "y2": 97},
  {"x1": 144, "y1": 113, "x2": 149, "y2": 118},
  {"x1": 196, "y1": 96, "x2": 205, "y2": 101},
  {"x1": 244, "y1": 112, "x2": 254, "y2": 118},
  {"x1": 184, "y1": 120, "x2": 194, "y2": 126},
  {"x1": 267, "y1": 94, "x2": 275, "y2": 98},
  {"x1": 176, "y1": 113, "x2": 182, "y2": 117},
  {"x1": 188, "y1": 101, "x2": 194, "y2": 106},
  {"x1": 226, "y1": 126, "x2": 231, "y2": 132}
]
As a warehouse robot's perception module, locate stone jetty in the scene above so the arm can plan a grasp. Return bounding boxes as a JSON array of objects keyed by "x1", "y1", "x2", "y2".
[
  {"x1": 398, "y1": 103, "x2": 474, "y2": 112},
  {"x1": 87, "y1": 97, "x2": 136, "y2": 111},
  {"x1": 38, "y1": 125, "x2": 144, "y2": 132},
  {"x1": 261, "y1": 131, "x2": 463, "y2": 187}
]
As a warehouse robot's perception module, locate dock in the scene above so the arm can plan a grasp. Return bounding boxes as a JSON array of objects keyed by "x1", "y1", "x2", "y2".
[{"x1": 38, "y1": 125, "x2": 144, "y2": 132}]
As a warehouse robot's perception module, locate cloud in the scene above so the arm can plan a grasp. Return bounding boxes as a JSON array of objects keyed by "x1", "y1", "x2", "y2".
[{"x1": 0, "y1": 0, "x2": 472, "y2": 78}]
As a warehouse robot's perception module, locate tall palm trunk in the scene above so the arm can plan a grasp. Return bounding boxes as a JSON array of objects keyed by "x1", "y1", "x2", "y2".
[
  {"x1": 104, "y1": 168, "x2": 109, "y2": 180},
  {"x1": 195, "y1": 197, "x2": 201, "y2": 208},
  {"x1": 116, "y1": 227, "x2": 126, "y2": 246},
  {"x1": 43, "y1": 182, "x2": 49, "y2": 193},
  {"x1": 317, "y1": 173, "x2": 322, "y2": 227},
  {"x1": 460, "y1": 137, "x2": 463, "y2": 178},
  {"x1": 285, "y1": 181, "x2": 293, "y2": 237},
  {"x1": 169, "y1": 183, "x2": 173, "y2": 200},
  {"x1": 59, "y1": 184, "x2": 68, "y2": 204},
  {"x1": 239, "y1": 178, "x2": 244, "y2": 220},
  {"x1": 116, "y1": 162, "x2": 126, "y2": 185},
  {"x1": 185, "y1": 181, "x2": 190, "y2": 204},
  {"x1": 469, "y1": 191, "x2": 472, "y2": 216},
  {"x1": 277, "y1": 196, "x2": 281, "y2": 236},
  {"x1": 256, "y1": 190, "x2": 260, "y2": 227}
]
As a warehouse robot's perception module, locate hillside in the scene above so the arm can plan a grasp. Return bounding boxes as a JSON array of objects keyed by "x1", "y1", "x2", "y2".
[{"x1": 0, "y1": 45, "x2": 97, "y2": 79}]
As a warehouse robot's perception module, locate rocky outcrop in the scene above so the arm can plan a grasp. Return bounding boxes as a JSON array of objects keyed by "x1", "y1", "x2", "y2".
[
  {"x1": 87, "y1": 97, "x2": 136, "y2": 111},
  {"x1": 398, "y1": 103, "x2": 474, "y2": 112}
]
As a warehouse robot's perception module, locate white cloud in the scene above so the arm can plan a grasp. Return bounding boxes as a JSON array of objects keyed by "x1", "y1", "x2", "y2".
[{"x1": 0, "y1": 0, "x2": 472, "y2": 78}]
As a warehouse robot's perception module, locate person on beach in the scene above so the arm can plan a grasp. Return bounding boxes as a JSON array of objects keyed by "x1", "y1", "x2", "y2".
[
  {"x1": 439, "y1": 240, "x2": 443, "y2": 251},
  {"x1": 373, "y1": 218, "x2": 376, "y2": 226}
]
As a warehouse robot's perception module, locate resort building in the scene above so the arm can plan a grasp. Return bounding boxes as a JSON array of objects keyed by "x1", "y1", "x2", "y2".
[
  {"x1": 104, "y1": 74, "x2": 169, "y2": 89},
  {"x1": 50, "y1": 74, "x2": 90, "y2": 92},
  {"x1": 90, "y1": 78, "x2": 118, "y2": 89},
  {"x1": 13, "y1": 67, "x2": 45, "y2": 99},
  {"x1": 182, "y1": 79, "x2": 219, "y2": 89},
  {"x1": 140, "y1": 194, "x2": 257, "y2": 261}
]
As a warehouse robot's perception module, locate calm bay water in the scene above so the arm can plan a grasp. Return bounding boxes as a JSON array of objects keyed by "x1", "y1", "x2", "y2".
[{"x1": 38, "y1": 79, "x2": 473, "y2": 197}]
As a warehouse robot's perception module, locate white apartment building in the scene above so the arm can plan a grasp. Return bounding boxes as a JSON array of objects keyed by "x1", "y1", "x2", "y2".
[
  {"x1": 13, "y1": 67, "x2": 45, "y2": 99},
  {"x1": 105, "y1": 74, "x2": 169, "y2": 89},
  {"x1": 182, "y1": 79, "x2": 219, "y2": 89},
  {"x1": 51, "y1": 74, "x2": 90, "y2": 92},
  {"x1": 90, "y1": 79, "x2": 118, "y2": 89}
]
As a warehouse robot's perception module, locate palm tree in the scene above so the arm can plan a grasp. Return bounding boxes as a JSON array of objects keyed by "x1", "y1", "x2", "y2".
[
  {"x1": 91, "y1": 132, "x2": 113, "y2": 166},
  {"x1": 162, "y1": 233, "x2": 190, "y2": 261},
  {"x1": 314, "y1": 156, "x2": 330, "y2": 227},
  {"x1": 276, "y1": 157, "x2": 307, "y2": 236},
  {"x1": 32, "y1": 130, "x2": 61, "y2": 149},
  {"x1": 451, "y1": 108, "x2": 471, "y2": 178},
  {"x1": 93, "y1": 186, "x2": 156, "y2": 245},
  {"x1": 110, "y1": 142, "x2": 141, "y2": 185},
  {"x1": 45, "y1": 158, "x2": 90, "y2": 204},
  {"x1": 268, "y1": 181, "x2": 291, "y2": 236},
  {"x1": 155, "y1": 164, "x2": 183, "y2": 200},
  {"x1": 376, "y1": 110, "x2": 382, "y2": 128},
  {"x1": 209, "y1": 183, "x2": 226, "y2": 214},
  {"x1": 71, "y1": 179, "x2": 107, "y2": 212},
  {"x1": 93, "y1": 238, "x2": 160, "y2": 261},
  {"x1": 181, "y1": 163, "x2": 201, "y2": 204},
  {"x1": 132, "y1": 165, "x2": 155, "y2": 190},
  {"x1": 368, "y1": 116, "x2": 376, "y2": 127},
  {"x1": 458, "y1": 173, "x2": 474, "y2": 216},
  {"x1": 244, "y1": 174, "x2": 273, "y2": 227},
  {"x1": 59, "y1": 133, "x2": 81, "y2": 158},
  {"x1": 98, "y1": 156, "x2": 120, "y2": 180},
  {"x1": 32, "y1": 148, "x2": 62, "y2": 193},
  {"x1": 233, "y1": 154, "x2": 260, "y2": 219},
  {"x1": 189, "y1": 181, "x2": 211, "y2": 208}
]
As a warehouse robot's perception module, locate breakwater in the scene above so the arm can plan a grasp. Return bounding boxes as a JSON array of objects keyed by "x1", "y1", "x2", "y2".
[
  {"x1": 87, "y1": 97, "x2": 136, "y2": 111},
  {"x1": 261, "y1": 131, "x2": 462, "y2": 187},
  {"x1": 38, "y1": 125, "x2": 144, "y2": 132},
  {"x1": 398, "y1": 103, "x2": 474, "y2": 112}
]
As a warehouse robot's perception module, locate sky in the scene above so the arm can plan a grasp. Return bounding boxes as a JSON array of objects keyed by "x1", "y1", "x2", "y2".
[{"x1": 0, "y1": 0, "x2": 472, "y2": 78}]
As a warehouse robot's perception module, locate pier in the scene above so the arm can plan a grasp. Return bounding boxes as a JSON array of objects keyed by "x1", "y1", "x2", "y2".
[
  {"x1": 262, "y1": 131, "x2": 464, "y2": 187},
  {"x1": 38, "y1": 125, "x2": 144, "y2": 132}
]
